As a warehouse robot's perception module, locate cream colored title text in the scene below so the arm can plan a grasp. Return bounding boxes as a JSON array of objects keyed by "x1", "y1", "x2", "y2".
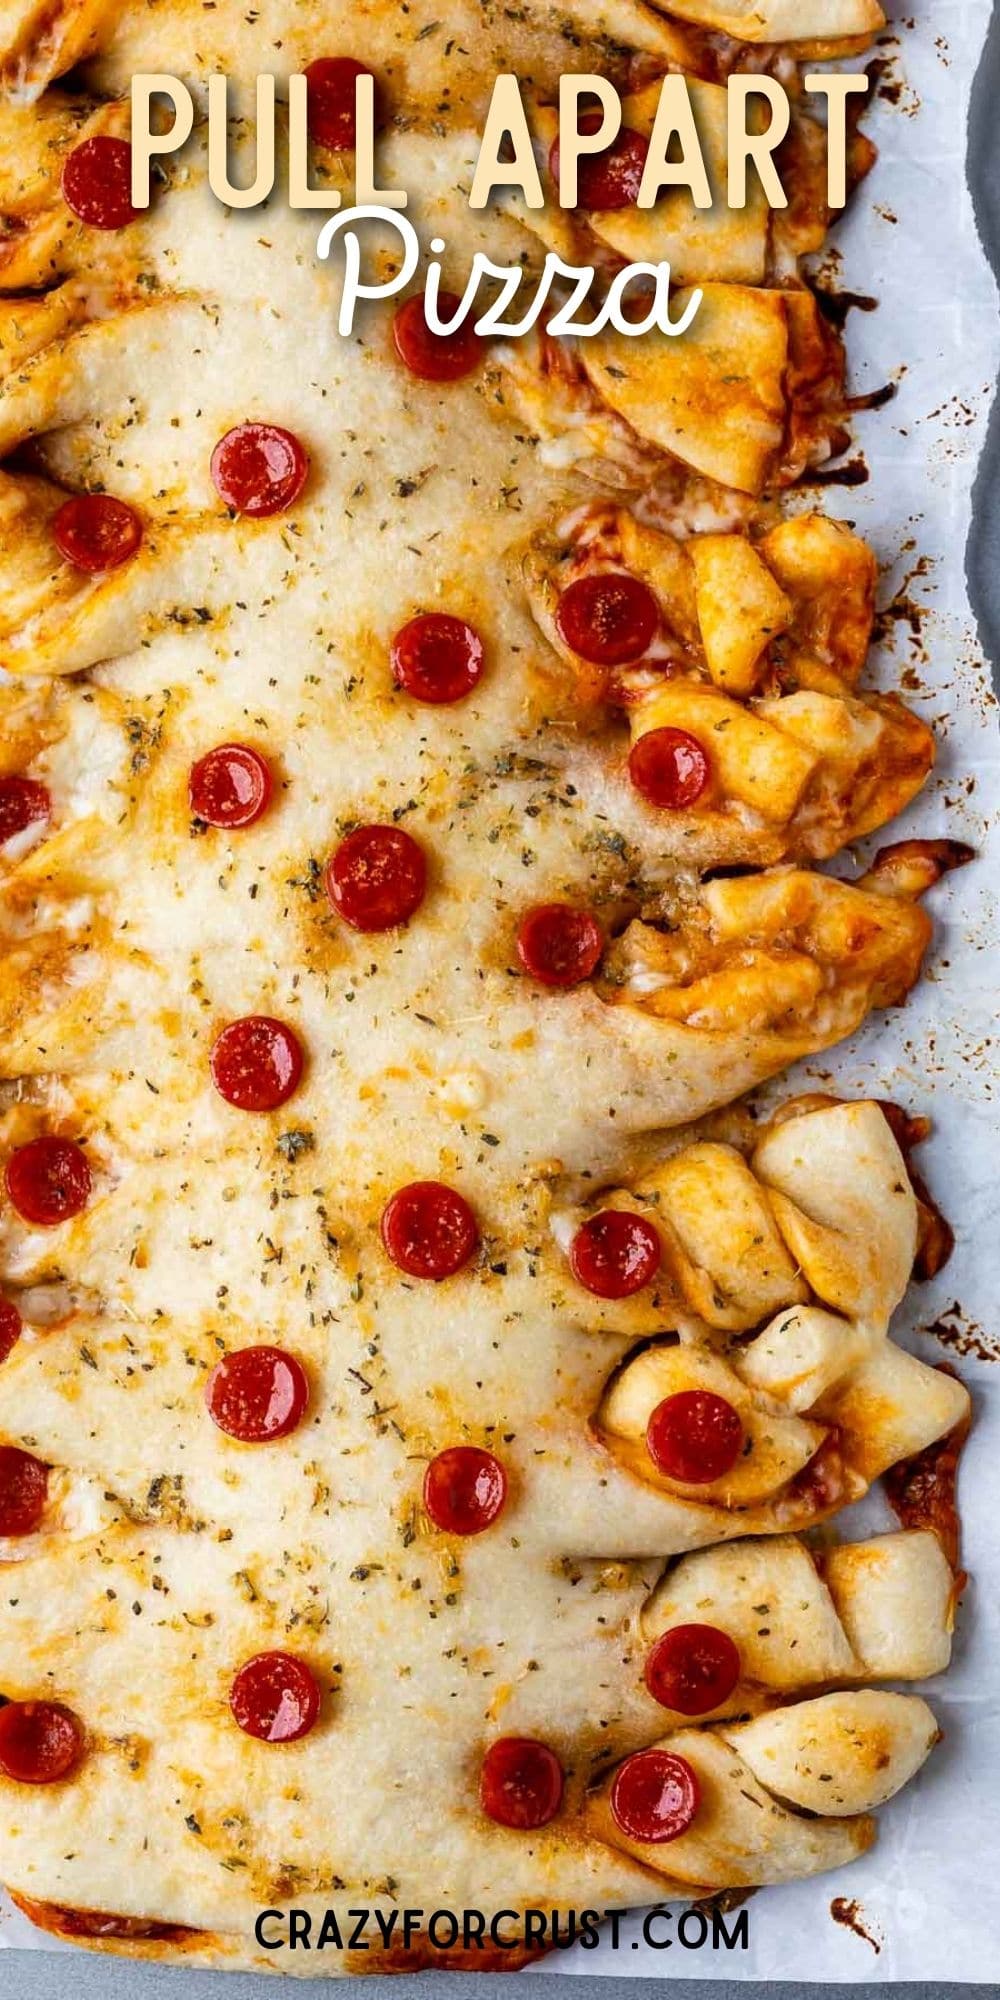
[{"x1": 130, "y1": 71, "x2": 867, "y2": 339}]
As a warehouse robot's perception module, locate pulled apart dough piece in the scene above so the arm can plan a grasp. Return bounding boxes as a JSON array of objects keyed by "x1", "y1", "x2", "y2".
[
  {"x1": 549, "y1": 1098, "x2": 920, "y2": 1339},
  {"x1": 645, "y1": 0, "x2": 885, "y2": 49},
  {"x1": 0, "y1": 1099, "x2": 961, "y2": 1571},
  {"x1": 571, "y1": 288, "x2": 849, "y2": 495},
  {"x1": 501, "y1": 290, "x2": 849, "y2": 499},
  {"x1": 0, "y1": 0, "x2": 884, "y2": 109},
  {"x1": 640, "y1": 1528, "x2": 955, "y2": 1718},
  {"x1": 723, "y1": 1690, "x2": 938, "y2": 1815},
  {"x1": 586, "y1": 1690, "x2": 934, "y2": 1891},
  {"x1": 1, "y1": 459, "x2": 934, "y2": 873},
  {"x1": 603, "y1": 857, "x2": 936, "y2": 1063},
  {"x1": 0, "y1": 0, "x2": 112, "y2": 94},
  {"x1": 0, "y1": 795, "x2": 942, "y2": 1120},
  {"x1": 524, "y1": 507, "x2": 932, "y2": 869},
  {"x1": 596, "y1": 1312, "x2": 970, "y2": 1529},
  {"x1": 0, "y1": 1521, "x2": 670, "y2": 1955}
]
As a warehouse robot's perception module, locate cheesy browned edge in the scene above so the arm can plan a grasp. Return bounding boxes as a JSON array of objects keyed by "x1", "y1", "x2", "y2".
[{"x1": 0, "y1": 0, "x2": 971, "y2": 1977}]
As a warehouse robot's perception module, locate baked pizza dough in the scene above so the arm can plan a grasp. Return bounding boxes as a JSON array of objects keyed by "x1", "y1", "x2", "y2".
[{"x1": 0, "y1": 0, "x2": 969, "y2": 1975}]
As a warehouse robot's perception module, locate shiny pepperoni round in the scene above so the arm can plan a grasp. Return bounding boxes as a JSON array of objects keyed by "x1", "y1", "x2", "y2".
[
  {"x1": 628, "y1": 728, "x2": 710, "y2": 810},
  {"x1": 0, "y1": 778, "x2": 50, "y2": 848},
  {"x1": 644, "y1": 1623, "x2": 741, "y2": 1715},
  {"x1": 390, "y1": 613, "x2": 485, "y2": 705},
  {"x1": 229, "y1": 1651, "x2": 320, "y2": 1742},
  {"x1": 556, "y1": 572, "x2": 658, "y2": 667},
  {"x1": 210, "y1": 423, "x2": 309, "y2": 518},
  {"x1": 392, "y1": 292, "x2": 483, "y2": 384},
  {"x1": 210, "y1": 1016, "x2": 303, "y2": 1112},
  {"x1": 610, "y1": 1748, "x2": 699, "y2": 1844},
  {"x1": 61, "y1": 135, "x2": 139, "y2": 230},
  {"x1": 5, "y1": 1138, "x2": 92, "y2": 1227},
  {"x1": 0, "y1": 1701, "x2": 84, "y2": 1784},
  {"x1": 515, "y1": 903, "x2": 604, "y2": 989},
  {"x1": 381, "y1": 1181, "x2": 478, "y2": 1281},
  {"x1": 305, "y1": 56, "x2": 378, "y2": 150},
  {"x1": 189, "y1": 745, "x2": 272, "y2": 829},
  {"x1": 424, "y1": 1446, "x2": 507, "y2": 1536},
  {"x1": 550, "y1": 115, "x2": 649, "y2": 211},
  {"x1": 205, "y1": 1344, "x2": 309, "y2": 1442},
  {"x1": 0, "y1": 1446, "x2": 49, "y2": 1536},
  {"x1": 326, "y1": 824, "x2": 426, "y2": 932},
  {"x1": 479, "y1": 1737, "x2": 564, "y2": 1830},
  {"x1": 646, "y1": 1390, "x2": 744, "y2": 1486},
  {"x1": 0, "y1": 1299, "x2": 21, "y2": 1365},
  {"x1": 569, "y1": 1209, "x2": 660, "y2": 1300},
  {"x1": 52, "y1": 494, "x2": 142, "y2": 574}
]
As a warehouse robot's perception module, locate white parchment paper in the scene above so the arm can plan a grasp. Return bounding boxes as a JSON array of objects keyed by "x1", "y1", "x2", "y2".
[{"x1": 2, "y1": 0, "x2": 998, "y2": 1980}]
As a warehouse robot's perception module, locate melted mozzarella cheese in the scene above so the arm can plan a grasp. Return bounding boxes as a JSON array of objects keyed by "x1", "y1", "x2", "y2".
[{"x1": 0, "y1": 0, "x2": 960, "y2": 1971}]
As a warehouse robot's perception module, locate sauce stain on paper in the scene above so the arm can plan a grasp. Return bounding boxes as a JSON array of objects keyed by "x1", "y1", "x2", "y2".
[
  {"x1": 830, "y1": 1898, "x2": 883, "y2": 1954},
  {"x1": 926, "y1": 1300, "x2": 1000, "y2": 1364}
]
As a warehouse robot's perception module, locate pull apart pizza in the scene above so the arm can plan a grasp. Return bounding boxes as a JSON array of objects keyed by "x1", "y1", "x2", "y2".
[{"x1": 0, "y1": 0, "x2": 971, "y2": 1976}]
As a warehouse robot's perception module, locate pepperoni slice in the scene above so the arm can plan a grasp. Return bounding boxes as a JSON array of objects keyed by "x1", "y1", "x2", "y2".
[
  {"x1": 205, "y1": 1345, "x2": 309, "y2": 1442},
  {"x1": 0, "y1": 777, "x2": 50, "y2": 848},
  {"x1": 189, "y1": 745, "x2": 272, "y2": 829},
  {"x1": 569, "y1": 1210, "x2": 660, "y2": 1299},
  {"x1": 381, "y1": 1180, "x2": 478, "y2": 1280},
  {"x1": 392, "y1": 292, "x2": 484, "y2": 384},
  {"x1": 646, "y1": 1390, "x2": 744, "y2": 1486},
  {"x1": 326, "y1": 824, "x2": 426, "y2": 933},
  {"x1": 610, "y1": 1748, "x2": 699, "y2": 1844},
  {"x1": 0, "y1": 1446, "x2": 49, "y2": 1536},
  {"x1": 550, "y1": 115, "x2": 649, "y2": 211},
  {"x1": 52, "y1": 494, "x2": 142, "y2": 574},
  {"x1": 644, "y1": 1623, "x2": 741, "y2": 1715},
  {"x1": 210, "y1": 424, "x2": 309, "y2": 518},
  {"x1": 555, "y1": 573, "x2": 659, "y2": 667},
  {"x1": 479, "y1": 1737, "x2": 564, "y2": 1830},
  {"x1": 423, "y1": 1446, "x2": 507, "y2": 1535},
  {"x1": 515, "y1": 904, "x2": 604, "y2": 989},
  {"x1": 5, "y1": 1137, "x2": 92, "y2": 1227},
  {"x1": 61, "y1": 135, "x2": 139, "y2": 230},
  {"x1": 628, "y1": 728, "x2": 710, "y2": 810},
  {"x1": 0, "y1": 1299, "x2": 22, "y2": 1365},
  {"x1": 390, "y1": 613, "x2": 485, "y2": 705},
  {"x1": 229, "y1": 1652, "x2": 320, "y2": 1742},
  {"x1": 210, "y1": 1016, "x2": 303, "y2": 1112},
  {"x1": 0, "y1": 1701, "x2": 84, "y2": 1784},
  {"x1": 305, "y1": 57, "x2": 379, "y2": 150}
]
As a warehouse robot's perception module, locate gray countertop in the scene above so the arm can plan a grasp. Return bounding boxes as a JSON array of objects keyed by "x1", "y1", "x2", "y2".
[
  {"x1": 3, "y1": 1972, "x2": 1000, "y2": 2000},
  {"x1": 967, "y1": 0, "x2": 1000, "y2": 683},
  {"x1": 1, "y1": 1968, "x2": 1000, "y2": 2000}
]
